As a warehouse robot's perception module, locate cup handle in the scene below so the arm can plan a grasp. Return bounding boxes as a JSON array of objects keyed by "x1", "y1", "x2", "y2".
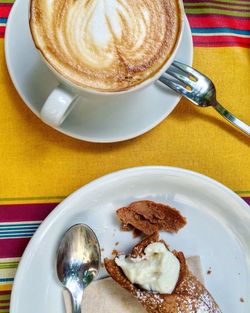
[{"x1": 40, "y1": 85, "x2": 78, "y2": 127}]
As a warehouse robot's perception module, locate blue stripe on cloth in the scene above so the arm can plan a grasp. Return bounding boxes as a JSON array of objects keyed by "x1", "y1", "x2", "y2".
[
  {"x1": 0, "y1": 277, "x2": 14, "y2": 282},
  {"x1": 0, "y1": 229, "x2": 36, "y2": 236},
  {"x1": 0, "y1": 225, "x2": 39, "y2": 230},
  {"x1": 0, "y1": 223, "x2": 40, "y2": 228},
  {"x1": 0, "y1": 223, "x2": 40, "y2": 236},
  {"x1": 0, "y1": 18, "x2": 7, "y2": 23},
  {"x1": 192, "y1": 27, "x2": 250, "y2": 35},
  {"x1": 0, "y1": 233, "x2": 35, "y2": 238}
]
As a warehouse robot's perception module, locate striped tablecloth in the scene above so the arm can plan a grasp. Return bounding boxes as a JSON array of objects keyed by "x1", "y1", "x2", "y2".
[{"x1": 0, "y1": 1, "x2": 250, "y2": 312}]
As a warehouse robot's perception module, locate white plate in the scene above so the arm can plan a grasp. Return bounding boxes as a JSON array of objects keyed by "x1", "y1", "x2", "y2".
[
  {"x1": 10, "y1": 166, "x2": 250, "y2": 312},
  {"x1": 5, "y1": 0, "x2": 193, "y2": 143}
]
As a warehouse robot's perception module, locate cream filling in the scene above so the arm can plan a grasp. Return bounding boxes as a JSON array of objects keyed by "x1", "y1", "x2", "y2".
[{"x1": 115, "y1": 242, "x2": 180, "y2": 294}]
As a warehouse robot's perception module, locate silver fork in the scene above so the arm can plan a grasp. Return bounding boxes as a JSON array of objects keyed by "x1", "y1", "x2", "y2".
[{"x1": 159, "y1": 61, "x2": 250, "y2": 136}]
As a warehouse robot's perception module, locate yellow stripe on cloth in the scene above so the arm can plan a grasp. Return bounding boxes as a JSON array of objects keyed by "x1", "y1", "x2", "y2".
[
  {"x1": 0, "y1": 196, "x2": 65, "y2": 205},
  {"x1": 0, "y1": 284, "x2": 12, "y2": 291},
  {"x1": 0, "y1": 40, "x2": 249, "y2": 200}
]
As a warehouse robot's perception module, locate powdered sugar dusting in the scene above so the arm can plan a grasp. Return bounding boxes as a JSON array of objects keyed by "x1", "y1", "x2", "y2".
[
  {"x1": 175, "y1": 272, "x2": 222, "y2": 312},
  {"x1": 135, "y1": 289, "x2": 164, "y2": 311}
]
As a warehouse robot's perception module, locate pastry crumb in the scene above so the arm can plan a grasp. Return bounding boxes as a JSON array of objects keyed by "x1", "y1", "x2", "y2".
[
  {"x1": 240, "y1": 298, "x2": 244, "y2": 303},
  {"x1": 112, "y1": 249, "x2": 120, "y2": 256},
  {"x1": 115, "y1": 241, "x2": 119, "y2": 246}
]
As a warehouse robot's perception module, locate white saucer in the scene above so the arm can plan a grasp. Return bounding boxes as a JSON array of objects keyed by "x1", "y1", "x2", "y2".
[
  {"x1": 5, "y1": 1, "x2": 193, "y2": 142},
  {"x1": 10, "y1": 166, "x2": 250, "y2": 313}
]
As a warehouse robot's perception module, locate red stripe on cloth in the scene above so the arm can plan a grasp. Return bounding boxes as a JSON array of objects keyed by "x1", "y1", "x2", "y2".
[
  {"x1": 0, "y1": 306, "x2": 9, "y2": 310},
  {"x1": 0, "y1": 238, "x2": 30, "y2": 258},
  {"x1": 0, "y1": 26, "x2": 5, "y2": 38},
  {"x1": 243, "y1": 197, "x2": 250, "y2": 205},
  {"x1": 193, "y1": 35, "x2": 250, "y2": 47},
  {"x1": 0, "y1": 203, "x2": 58, "y2": 222},
  {"x1": 0, "y1": 4, "x2": 13, "y2": 18},
  {"x1": 187, "y1": 15, "x2": 250, "y2": 30},
  {"x1": 194, "y1": 42, "x2": 250, "y2": 48},
  {"x1": 0, "y1": 290, "x2": 11, "y2": 295},
  {"x1": 187, "y1": 13, "x2": 250, "y2": 20}
]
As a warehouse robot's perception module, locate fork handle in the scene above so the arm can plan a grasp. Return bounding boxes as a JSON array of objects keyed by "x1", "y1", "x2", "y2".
[{"x1": 212, "y1": 101, "x2": 250, "y2": 136}]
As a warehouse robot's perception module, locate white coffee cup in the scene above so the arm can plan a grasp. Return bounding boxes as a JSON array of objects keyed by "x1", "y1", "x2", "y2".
[{"x1": 31, "y1": 2, "x2": 184, "y2": 128}]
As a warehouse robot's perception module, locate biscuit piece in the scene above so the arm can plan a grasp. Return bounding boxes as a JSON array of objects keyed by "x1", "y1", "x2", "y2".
[{"x1": 117, "y1": 200, "x2": 186, "y2": 235}]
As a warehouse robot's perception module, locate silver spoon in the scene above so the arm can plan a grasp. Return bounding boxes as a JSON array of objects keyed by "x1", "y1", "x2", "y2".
[{"x1": 56, "y1": 224, "x2": 101, "y2": 313}]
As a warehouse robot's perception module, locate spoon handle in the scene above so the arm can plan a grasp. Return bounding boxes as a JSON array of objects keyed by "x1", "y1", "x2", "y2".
[{"x1": 67, "y1": 287, "x2": 83, "y2": 313}]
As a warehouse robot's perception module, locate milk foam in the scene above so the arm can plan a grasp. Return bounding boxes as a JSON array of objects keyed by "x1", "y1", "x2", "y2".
[{"x1": 30, "y1": 0, "x2": 182, "y2": 91}]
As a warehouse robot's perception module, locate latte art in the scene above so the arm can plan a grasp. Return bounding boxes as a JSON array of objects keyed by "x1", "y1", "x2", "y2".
[{"x1": 30, "y1": 0, "x2": 182, "y2": 92}]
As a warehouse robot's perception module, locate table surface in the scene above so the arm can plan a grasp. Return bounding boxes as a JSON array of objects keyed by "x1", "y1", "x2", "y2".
[{"x1": 0, "y1": 0, "x2": 250, "y2": 311}]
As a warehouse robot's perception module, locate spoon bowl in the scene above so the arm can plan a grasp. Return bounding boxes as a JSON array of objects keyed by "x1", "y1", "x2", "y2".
[{"x1": 56, "y1": 224, "x2": 101, "y2": 313}]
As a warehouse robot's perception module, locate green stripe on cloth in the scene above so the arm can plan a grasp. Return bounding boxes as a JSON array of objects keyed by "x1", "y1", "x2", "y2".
[
  {"x1": 0, "y1": 0, "x2": 15, "y2": 3},
  {"x1": 185, "y1": 8, "x2": 250, "y2": 17},
  {"x1": 0, "y1": 294, "x2": 10, "y2": 301},
  {"x1": 0, "y1": 196, "x2": 65, "y2": 202},
  {"x1": 185, "y1": 2, "x2": 250, "y2": 10},
  {"x1": 196, "y1": 0, "x2": 250, "y2": 3},
  {"x1": 0, "y1": 193, "x2": 247, "y2": 200},
  {"x1": 0, "y1": 262, "x2": 19, "y2": 269},
  {"x1": 236, "y1": 191, "x2": 250, "y2": 195}
]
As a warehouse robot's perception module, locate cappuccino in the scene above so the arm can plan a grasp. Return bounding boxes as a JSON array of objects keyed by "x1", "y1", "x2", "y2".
[{"x1": 30, "y1": 0, "x2": 182, "y2": 92}]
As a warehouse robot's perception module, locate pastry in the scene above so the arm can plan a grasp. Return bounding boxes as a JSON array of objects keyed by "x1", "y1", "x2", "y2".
[
  {"x1": 104, "y1": 233, "x2": 222, "y2": 313},
  {"x1": 62, "y1": 256, "x2": 204, "y2": 313}
]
